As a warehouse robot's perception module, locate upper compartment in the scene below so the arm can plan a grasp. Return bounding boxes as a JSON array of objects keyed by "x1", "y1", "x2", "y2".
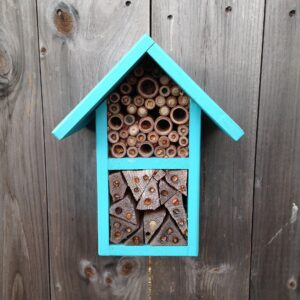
[{"x1": 107, "y1": 55, "x2": 189, "y2": 158}]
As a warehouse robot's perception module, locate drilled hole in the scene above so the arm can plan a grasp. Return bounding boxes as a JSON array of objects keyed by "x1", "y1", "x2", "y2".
[
  {"x1": 167, "y1": 15, "x2": 173, "y2": 20},
  {"x1": 225, "y1": 6, "x2": 232, "y2": 12},
  {"x1": 125, "y1": 1, "x2": 131, "y2": 6},
  {"x1": 289, "y1": 9, "x2": 296, "y2": 17}
]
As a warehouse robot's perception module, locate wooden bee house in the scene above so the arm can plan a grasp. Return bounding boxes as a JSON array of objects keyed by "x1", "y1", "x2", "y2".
[{"x1": 52, "y1": 34, "x2": 244, "y2": 256}]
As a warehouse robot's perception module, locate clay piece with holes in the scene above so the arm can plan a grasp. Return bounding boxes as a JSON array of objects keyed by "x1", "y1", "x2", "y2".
[
  {"x1": 109, "y1": 172, "x2": 127, "y2": 202},
  {"x1": 165, "y1": 170, "x2": 188, "y2": 196},
  {"x1": 164, "y1": 192, "x2": 187, "y2": 235},
  {"x1": 110, "y1": 216, "x2": 139, "y2": 244},
  {"x1": 137, "y1": 178, "x2": 160, "y2": 210},
  {"x1": 109, "y1": 195, "x2": 139, "y2": 225},
  {"x1": 122, "y1": 170, "x2": 154, "y2": 201},
  {"x1": 159, "y1": 179, "x2": 177, "y2": 205},
  {"x1": 124, "y1": 224, "x2": 144, "y2": 245},
  {"x1": 143, "y1": 208, "x2": 166, "y2": 244},
  {"x1": 150, "y1": 215, "x2": 186, "y2": 246},
  {"x1": 109, "y1": 169, "x2": 188, "y2": 245}
]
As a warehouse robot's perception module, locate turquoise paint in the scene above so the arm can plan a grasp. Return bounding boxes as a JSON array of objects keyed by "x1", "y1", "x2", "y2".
[
  {"x1": 52, "y1": 34, "x2": 154, "y2": 140},
  {"x1": 147, "y1": 43, "x2": 244, "y2": 141},
  {"x1": 108, "y1": 158, "x2": 189, "y2": 170},
  {"x1": 96, "y1": 100, "x2": 200, "y2": 256},
  {"x1": 53, "y1": 34, "x2": 244, "y2": 142},
  {"x1": 53, "y1": 33, "x2": 245, "y2": 257},
  {"x1": 96, "y1": 103, "x2": 110, "y2": 255}
]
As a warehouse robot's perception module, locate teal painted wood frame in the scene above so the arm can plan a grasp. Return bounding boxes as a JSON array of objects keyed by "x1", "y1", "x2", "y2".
[
  {"x1": 52, "y1": 34, "x2": 244, "y2": 142},
  {"x1": 96, "y1": 100, "x2": 201, "y2": 256}
]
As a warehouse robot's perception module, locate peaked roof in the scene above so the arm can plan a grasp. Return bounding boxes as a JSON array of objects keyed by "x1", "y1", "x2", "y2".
[{"x1": 52, "y1": 34, "x2": 244, "y2": 141}]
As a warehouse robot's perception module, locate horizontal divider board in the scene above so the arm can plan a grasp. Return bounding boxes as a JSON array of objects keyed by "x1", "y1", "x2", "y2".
[{"x1": 108, "y1": 158, "x2": 189, "y2": 170}]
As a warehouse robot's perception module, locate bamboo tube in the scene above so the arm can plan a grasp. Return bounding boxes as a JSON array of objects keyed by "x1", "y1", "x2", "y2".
[
  {"x1": 119, "y1": 138, "x2": 126, "y2": 146},
  {"x1": 133, "y1": 95, "x2": 144, "y2": 107},
  {"x1": 178, "y1": 125, "x2": 189, "y2": 136},
  {"x1": 127, "y1": 74, "x2": 137, "y2": 85},
  {"x1": 108, "y1": 103, "x2": 121, "y2": 114},
  {"x1": 168, "y1": 131, "x2": 179, "y2": 143},
  {"x1": 171, "y1": 86, "x2": 181, "y2": 96},
  {"x1": 154, "y1": 146, "x2": 166, "y2": 158},
  {"x1": 137, "y1": 76, "x2": 159, "y2": 99},
  {"x1": 154, "y1": 116, "x2": 173, "y2": 136},
  {"x1": 158, "y1": 136, "x2": 170, "y2": 148},
  {"x1": 155, "y1": 95, "x2": 166, "y2": 107},
  {"x1": 128, "y1": 124, "x2": 139, "y2": 136},
  {"x1": 109, "y1": 92, "x2": 120, "y2": 103},
  {"x1": 145, "y1": 98, "x2": 155, "y2": 110},
  {"x1": 179, "y1": 136, "x2": 189, "y2": 147},
  {"x1": 159, "y1": 105, "x2": 170, "y2": 116},
  {"x1": 159, "y1": 86, "x2": 171, "y2": 97},
  {"x1": 124, "y1": 114, "x2": 135, "y2": 126},
  {"x1": 108, "y1": 114, "x2": 123, "y2": 131},
  {"x1": 119, "y1": 129, "x2": 129, "y2": 139},
  {"x1": 166, "y1": 96, "x2": 177, "y2": 108},
  {"x1": 121, "y1": 95, "x2": 132, "y2": 106},
  {"x1": 133, "y1": 66, "x2": 144, "y2": 77},
  {"x1": 108, "y1": 131, "x2": 119, "y2": 144},
  {"x1": 177, "y1": 146, "x2": 188, "y2": 157},
  {"x1": 139, "y1": 116, "x2": 154, "y2": 134},
  {"x1": 170, "y1": 106, "x2": 189, "y2": 125},
  {"x1": 127, "y1": 103, "x2": 137, "y2": 114},
  {"x1": 127, "y1": 146, "x2": 138, "y2": 158},
  {"x1": 159, "y1": 75, "x2": 170, "y2": 85},
  {"x1": 166, "y1": 145, "x2": 177, "y2": 158},
  {"x1": 138, "y1": 142, "x2": 154, "y2": 157},
  {"x1": 178, "y1": 95, "x2": 189, "y2": 106},
  {"x1": 147, "y1": 131, "x2": 159, "y2": 144},
  {"x1": 137, "y1": 133, "x2": 146, "y2": 143},
  {"x1": 120, "y1": 82, "x2": 132, "y2": 95},
  {"x1": 127, "y1": 136, "x2": 137, "y2": 147},
  {"x1": 152, "y1": 67, "x2": 161, "y2": 78},
  {"x1": 137, "y1": 106, "x2": 148, "y2": 118},
  {"x1": 111, "y1": 142, "x2": 127, "y2": 158}
]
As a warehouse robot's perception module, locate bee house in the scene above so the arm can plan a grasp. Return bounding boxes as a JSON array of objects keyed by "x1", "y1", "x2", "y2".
[{"x1": 52, "y1": 35, "x2": 244, "y2": 256}]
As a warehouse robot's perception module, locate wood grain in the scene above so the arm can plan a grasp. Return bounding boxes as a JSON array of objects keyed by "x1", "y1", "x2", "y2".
[
  {"x1": 151, "y1": 0, "x2": 264, "y2": 299},
  {"x1": 36, "y1": 0, "x2": 150, "y2": 298},
  {"x1": 0, "y1": 1, "x2": 49, "y2": 299},
  {"x1": 251, "y1": 1, "x2": 300, "y2": 299}
]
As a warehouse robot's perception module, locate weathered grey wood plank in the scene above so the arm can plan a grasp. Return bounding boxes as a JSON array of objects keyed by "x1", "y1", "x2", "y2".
[
  {"x1": 151, "y1": 1, "x2": 264, "y2": 299},
  {"x1": 251, "y1": 1, "x2": 300, "y2": 299},
  {"x1": 37, "y1": 0, "x2": 150, "y2": 299},
  {"x1": 0, "y1": 1, "x2": 50, "y2": 299}
]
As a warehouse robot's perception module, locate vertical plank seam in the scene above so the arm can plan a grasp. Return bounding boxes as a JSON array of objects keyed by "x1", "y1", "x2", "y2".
[
  {"x1": 248, "y1": 0, "x2": 268, "y2": 299},
  {"x1": 149, "y1": 0, "x2": 152, "y2": 37},
  {"x1": 34, "y1": 0, "x2": 52, "y2": 299}
]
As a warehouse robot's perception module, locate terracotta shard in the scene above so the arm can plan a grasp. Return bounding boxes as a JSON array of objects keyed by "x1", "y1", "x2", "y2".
[
  {"x1": 164, "y1": 192, "x2": 187, "y2": 235},
  {"x1": 150, "y1": 215, "x2": 186, "y2": 246},
  {"x1": 109, "y1": 172, "x2": 127, "y2": 202},
  {"x1": 159, "y1": 179, "x2": 177, "y2": 205},
  {"x1": 153, "y1": 169, "x2": 166, "y2": 181},
  {"x1": 125, "y1": 224, "x2": 144, "y2": 245},
  {"x1": 110, "y1": 216, "x2": 139, "y2": 244},
  {"x1": 137, "y1": 178, "x2": 160, "y2": 210},
  {"x1": 123, "y1": 170, "x2": 154, "y2": 201},
  {"x1": 165, "y1": 170, "x2": 188, "y2": 196},
  {"x1": 110, "y1": 194, "x2": 139, "y2": 225},
  {"x1": 143, "y1": 208, "x2": 166, "y2": 244}
]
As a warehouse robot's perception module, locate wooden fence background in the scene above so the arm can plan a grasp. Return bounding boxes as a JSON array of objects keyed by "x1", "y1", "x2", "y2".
[{"x1": 0, "y1": 0, "x2": 299, "y2": 299}]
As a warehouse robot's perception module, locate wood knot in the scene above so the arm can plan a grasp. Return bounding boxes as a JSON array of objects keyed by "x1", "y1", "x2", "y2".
[
  {"x1": 53, "y1": 2, "x2": 78, "y2": 37},
  {"x1": 287, "y1": 277, "x2": 298, "y2": 290},
  {"x1": 79, "y1": 260, "x2": 98, "y2": 282}
]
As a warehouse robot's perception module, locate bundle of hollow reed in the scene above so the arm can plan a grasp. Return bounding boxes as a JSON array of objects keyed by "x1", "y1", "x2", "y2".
[
  {"x1": 107, "y1": 57, "x2": 189, "y2": 158},
  {"x1": 109, "y1": 169, "x2": 188, "y2": 245}
]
